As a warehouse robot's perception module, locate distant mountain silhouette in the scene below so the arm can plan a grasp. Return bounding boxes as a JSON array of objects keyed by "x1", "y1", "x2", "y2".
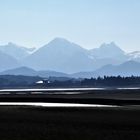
[
  {"x1": 2, "y1": 60, "x2": 140, "y2": 78},
  {"x1": 94, "y1": 60, "x2": 140, "y2": 77},
  {"x1": 127, "y1": 51, "x2": 140, "y2": 62},
  {"x1": 0, "y1": 67, "x2": 37, "y2": 76},
  {"x1": 23, "y1": 38, "x2": 95, "y2": 73},
  {"x1": 0, "y1": 50, "x2": 19, "y2": 72},
  {"x1": 71, "y1": 61, "x2": 140, "y2": 78},
  {"x1": 88, "y1": 42, "x2": 128, "y2": 68},
  {"x1": 1, "y1": 37, "x2": 140, "y2": 74},
  {"x1": 0, "y1": 42, "x2": 35, "y2": 60},
  {"x1": 0, "y1": 66, "x2": 69, "y2": 78},
  {"x1": 89, "y1": 42, "x2": 125, "y2": 59}
]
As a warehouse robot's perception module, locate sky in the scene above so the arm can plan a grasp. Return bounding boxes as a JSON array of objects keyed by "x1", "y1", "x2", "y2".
[{"x1": 0, "y1": 0, "x2": 140, "y2": 52}]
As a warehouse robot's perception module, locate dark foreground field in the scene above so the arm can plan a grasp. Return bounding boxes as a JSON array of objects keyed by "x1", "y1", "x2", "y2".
[
  {"x1": 0, "y1": 105, "x2": 140, "y2": 140},
  {"x1": 1, "y1": 88, "x2": 140, "y2": 105}
]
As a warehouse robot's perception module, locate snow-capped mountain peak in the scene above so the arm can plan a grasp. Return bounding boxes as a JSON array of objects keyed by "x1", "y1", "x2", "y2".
[
  {"x1": 127, "y1": 51, "x2": 140, "y2": 59},
  {"x1": 0, "y1": 42, "x2": 35, "y2": 60}
]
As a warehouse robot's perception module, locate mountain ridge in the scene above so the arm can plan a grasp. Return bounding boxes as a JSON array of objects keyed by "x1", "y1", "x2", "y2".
[
  {"x1": 23, "y1": 38, "x2": 95, "y2": 73},
  {"x1": 1, "y1": 60, "x2": 140, "y2": 78},
  {"x1": 0, "y1": 42, "x2": 35, "y2": 60},
  {"x1": 0, "y1": 37, "x2": 140, "y2": 74}
]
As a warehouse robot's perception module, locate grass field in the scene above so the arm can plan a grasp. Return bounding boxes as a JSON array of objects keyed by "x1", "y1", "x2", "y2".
[{"x1": 0, "y1": 105, "x2": 139, "y2": 140}]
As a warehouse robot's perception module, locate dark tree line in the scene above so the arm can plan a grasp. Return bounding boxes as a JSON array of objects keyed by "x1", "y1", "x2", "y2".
[
  {"x1": 0, "y1": 75, "x2": 42, "y2": 88},
  {"x1": 45, "y1": 76, "x2": 140, "y2": 87},
  {"x1": 80, "y1": 76, "x2": 140, "y2": 87},
  {"x1": 0, "y1": 75, "x2": 140, "y2": 88}
]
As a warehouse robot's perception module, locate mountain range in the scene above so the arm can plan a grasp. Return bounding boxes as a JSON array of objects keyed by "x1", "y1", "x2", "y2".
[
  {"x1": 0, "y1": 66, "x2": 69, "y2": 78},
  {"x1": 0, "y1": 37, "x2": 140, "y2": 77},
  {"x1": 73, "y1": 60, "x2": 140, "y2": 78},
  {"x1": 22, "y1": 38, "x2": 95, "y2": 73},
  {"x1": 1, "y1": 60, "x2": 140, "y2": 78},
  {"x1": 0, "y1": 42, "x2": 35, "y2": 60}
]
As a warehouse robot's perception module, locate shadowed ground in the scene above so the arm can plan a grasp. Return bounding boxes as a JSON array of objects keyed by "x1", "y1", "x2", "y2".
[
  {"x1": 0, "y1": 105, "x2": 140, "y2": 140},
  {"x1": 1, "y1": 88, "x2": 140, "y2": 105}
]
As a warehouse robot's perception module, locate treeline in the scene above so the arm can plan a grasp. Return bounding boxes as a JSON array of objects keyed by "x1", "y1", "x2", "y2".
[
  {"x1": 45, "y1": 76, "x2": 140, "y2": 87},
  {"x1": 0, "y1": 75, "x2": 140, "y2": 88},
  {"x1": 0, "y1": 75, "x2": 42, "y2": 88},
  {"x1": 81, "y1": 76, "x2": 140, "y2": 87}
]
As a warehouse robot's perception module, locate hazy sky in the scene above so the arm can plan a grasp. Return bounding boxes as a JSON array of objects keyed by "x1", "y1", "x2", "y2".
[{"x1": 0, "y1": 0, "x2": 140, "y2": 52}]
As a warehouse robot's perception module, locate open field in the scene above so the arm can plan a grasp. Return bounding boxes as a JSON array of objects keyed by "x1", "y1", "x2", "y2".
[
  {"x1": 0, "y1": 88, "x2": 140, "y2": 105},
  {"x1": 0, "y1": 88, "x2": 139, "y2": 139},
  {"x1": 0, "y1": 105, "x2": 140, "y2": 140}
]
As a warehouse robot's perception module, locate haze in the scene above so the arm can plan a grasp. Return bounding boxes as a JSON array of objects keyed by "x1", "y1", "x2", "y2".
[{"x1": 0, "y1": 0, "x2": 140, "y2": 52}]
